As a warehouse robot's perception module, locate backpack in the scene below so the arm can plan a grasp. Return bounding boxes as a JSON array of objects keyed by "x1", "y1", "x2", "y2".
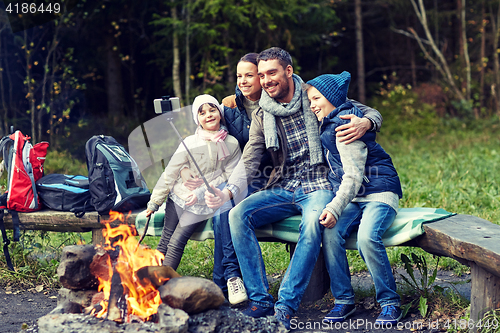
[
  {"x1": 0, "y1": 130, "x2": 49, "y2": 270},
  {"x1": 85, "y1": 135, "x2": 151, "y2": 215},
  {"x1": 36, "y1": 174, "x2": 95, "y2": 217},
  {"x1": 0, "y1": 131, "x2": 49, "y2": 212}
]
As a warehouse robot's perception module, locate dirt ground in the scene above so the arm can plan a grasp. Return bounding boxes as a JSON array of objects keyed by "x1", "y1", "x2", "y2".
[{"x1": 0, "y1": 269, "x2": 471, "y2": 333}]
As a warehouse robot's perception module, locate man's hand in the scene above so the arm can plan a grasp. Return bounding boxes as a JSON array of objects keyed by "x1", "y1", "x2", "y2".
[
  {"x1": 181, "y1": 168, "x2": 204, "y2": 190},
  {"x1": 205, "y1": 186, "x2": 230, "y2": 209},
  {"x1": 185, "y1": 194, "x2": 198, "y2": 206},
  {"x1": 319, "y1": 209, "x2": 337, "y2": 228},
  {"x1": 335, "y1": 114, "x2": 371, "y2": 144},
  {"x1": 145, "y1": 209, "x2": 154, "y2": 218}
]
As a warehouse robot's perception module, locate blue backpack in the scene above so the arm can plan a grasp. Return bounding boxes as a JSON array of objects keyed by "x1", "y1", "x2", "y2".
[
  {"x1": 85, "y1": 135, "x2": 151, "y2": 215},
  {"x1": 36, "y1": 174, "x2": 94, "y2": 217}
]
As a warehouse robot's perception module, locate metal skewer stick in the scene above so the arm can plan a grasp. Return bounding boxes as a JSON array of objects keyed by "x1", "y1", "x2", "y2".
[
  {"x1": 168, "y1": 120, "x2": 217, "y2": 196},
  {"x1": 137, "y1": 114, "x2": 218, "y2": 250}
]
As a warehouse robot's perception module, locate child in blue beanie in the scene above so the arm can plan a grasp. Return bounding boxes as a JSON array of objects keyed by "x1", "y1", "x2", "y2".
[{"x1": 304, "y1": 72, "x2": 403, "y2": 325}]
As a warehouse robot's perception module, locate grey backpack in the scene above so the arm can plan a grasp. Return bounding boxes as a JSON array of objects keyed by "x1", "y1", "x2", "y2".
[{"x1": 85, "y1": 135, "x2": 151, "y2": 215}]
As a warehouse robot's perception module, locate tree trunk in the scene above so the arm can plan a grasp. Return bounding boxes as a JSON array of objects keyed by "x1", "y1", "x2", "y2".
[
  {"x1": 409, "y1": 0, "x2": 465, "y2": 101},
  {"x1": 185, "y1": 0, "x2": 191, "y2": 106},
  {"x1": 0, "y1": 26, "x2": 7, "y2": 136},
  {"x1": 39, "y1": 24, "x2": 61, "y2": 143},
  {"x1": 24, "y1": 30, "x2": 37, "y2": 143},
  {"x1": 490, "y1": 3, "x2": 500, "y2": 116},
  {"x1": 5, "y1": 41, "x2": 15, "y2": 128},
  {"x1": 224, "y1": 29, "x2": 234, "y2": 86},
  {"x1": 105, "y1": 34, "x2": 125, "y2": 126},
  {"x1": 479, "y1": 1, "x2": 486, "y2": 113},
  {"x1": 354, "y1": 0, "x2": 365, "y2": 103},
  {"x1": 406, "y1": 14, "x2": 417, "y2": 87},
  {"x1": 460, "y1": 0, "x2": 471, "y2": 102},
  {"x1": 49, "y1": 48, "x2": 57, "y2": 147},
  {"x1": 171, "y1": 0, "x2": 182, "y2": 102},
  {"x1": 457, "y1": 0, "x2": 464, "y2": 58}
]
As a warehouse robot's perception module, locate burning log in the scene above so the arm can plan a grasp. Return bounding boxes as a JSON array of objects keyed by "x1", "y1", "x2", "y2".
[
  {"x1": 106, "y1": 268, "x2": 128, "y2": 322},
  {"x1": 136, "y1": 265, "x2": 181, "y2": 289},
  {"x1": 89, "y1": 246, "x2": 112, "y2": 281},
  {"x1": 58, "y1": 215, "x2": 168, "y2": 322}
]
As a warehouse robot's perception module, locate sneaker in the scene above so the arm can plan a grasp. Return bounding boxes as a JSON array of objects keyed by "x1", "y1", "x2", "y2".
[
  {"x1": 241, "y1": 301, "x2": 274, "y2": 318},
  {"x1": 323, "y1": 304, "x2": 356, "y2": 323},
  {"x1": 227, "y1": 277, "x2": 248, "y2": 305},
  {"x1": 375, "y1": 305, "x2": 402, "y2": 325},
  {"x1": 274, "y1": 308, "x2": 292, "y2": 330}
]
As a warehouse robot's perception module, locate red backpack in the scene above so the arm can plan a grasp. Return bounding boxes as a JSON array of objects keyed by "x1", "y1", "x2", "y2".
[
  {"x1": 0, "y1": 131, "x2": 48, "y2": 270},
  {"x1": 0, "y1": 131, "x2": 49, "y2": 211}
]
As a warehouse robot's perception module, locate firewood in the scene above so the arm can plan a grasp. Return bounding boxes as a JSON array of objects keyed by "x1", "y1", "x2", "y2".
[
  {"x1": 107, "y1": 269, "x2": 127, "y2": 322},
  {"x1": 136, "y1": 266, "x2": 181, "y2": 289}
]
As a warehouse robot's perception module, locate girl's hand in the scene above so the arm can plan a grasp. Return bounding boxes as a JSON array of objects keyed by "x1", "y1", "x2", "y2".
[
  {"x1": 145, "y1": 209, "x2": 154, "y2": 217},
  {"x1": 205, "y1": 186, "x2": 228, "y2": 209},
  {"x1": 319, "y1": 209, "x2": 337, "y2": 228},
  {"x1": 185, "y1": 194, "x2": 198, "y2": 206},
  {"x1": 181, "y1": 168, "x2": 204, "y2": 190}
]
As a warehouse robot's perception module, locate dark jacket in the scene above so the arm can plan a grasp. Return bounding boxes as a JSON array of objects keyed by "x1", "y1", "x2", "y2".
[
  {"x1": 222, "y1": 86, "x2": 273, "y2": 190},
  {"x1": 226, "y1": 106, "x2": 288, "y2": 192},
  {"x1": 320, "y1": 101, "x2": 403, "y2": 199}
]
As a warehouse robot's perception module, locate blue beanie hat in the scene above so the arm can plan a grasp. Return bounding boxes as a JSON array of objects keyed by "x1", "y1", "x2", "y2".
[{"x1": 306, "y1": 71, "x2": 351, "y2": 108}]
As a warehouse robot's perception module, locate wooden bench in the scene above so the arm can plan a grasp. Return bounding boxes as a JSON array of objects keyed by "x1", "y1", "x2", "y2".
[{"x1": 2, "y1": 210, "x2": 499, "y2": 326}]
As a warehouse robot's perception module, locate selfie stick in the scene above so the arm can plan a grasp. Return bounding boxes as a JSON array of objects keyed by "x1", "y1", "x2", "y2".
[
  {"x1": 137, "y1": 101, "x2": 219, "y2": 249},
  {"x1": 167, "y1": 120, "x2": 217, "y2": 196}
]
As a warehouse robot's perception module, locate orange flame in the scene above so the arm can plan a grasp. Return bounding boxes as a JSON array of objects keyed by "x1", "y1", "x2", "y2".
[{"x1": 93, "y1": 211, "x2": 164, "y2": 321}]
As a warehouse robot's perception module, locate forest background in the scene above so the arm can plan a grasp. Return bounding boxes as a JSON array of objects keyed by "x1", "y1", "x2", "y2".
[
  {"x1": 0, "y1": 0, "x2": 500, "y2": 315},
  {"x1": 2, "y1": 0, "x2": 500, "y2": 148}
]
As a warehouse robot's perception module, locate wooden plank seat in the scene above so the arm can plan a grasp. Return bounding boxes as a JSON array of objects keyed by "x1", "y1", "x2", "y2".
[{"x1": 2, "y1": 209, "x2": 499, "y2": 324}]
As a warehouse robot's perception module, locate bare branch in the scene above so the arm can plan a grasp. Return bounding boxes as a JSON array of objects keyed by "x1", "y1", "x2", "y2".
[
  {"x1": 408, "y1": 28, "x2": 446, "y2": 78},
  {"x1": 408, "y1": 0, "x2": 465, "y2": 101},
  {"x1": 391, "y1": 27, "x2": 431, "y2": 45}
]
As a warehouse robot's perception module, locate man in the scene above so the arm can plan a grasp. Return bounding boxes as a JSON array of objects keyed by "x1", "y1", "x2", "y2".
[{"x1": 205, "y1": 47, "x2": 381, "y2": 330}]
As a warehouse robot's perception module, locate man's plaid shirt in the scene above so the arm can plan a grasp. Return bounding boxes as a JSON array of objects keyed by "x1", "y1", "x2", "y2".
[{"x1": 279, "y1": 110, "x2": 332, "y2": 193}]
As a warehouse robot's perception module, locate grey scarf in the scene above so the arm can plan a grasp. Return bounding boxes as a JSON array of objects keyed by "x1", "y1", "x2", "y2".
[{"x1": 259, "y1": 74, "x2": 323, "y2": 165}]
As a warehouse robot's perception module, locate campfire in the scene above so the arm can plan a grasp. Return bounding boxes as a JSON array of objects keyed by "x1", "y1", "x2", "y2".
[
  {"x1": 90, "y1": 211, "x2": 167, "y2": 322},
  {"x1": 38, "y1": 212, "x2": 287, "y2": 333},
  {"x1": 56, "y1": 211, "x2": 224, "y2": 323}
]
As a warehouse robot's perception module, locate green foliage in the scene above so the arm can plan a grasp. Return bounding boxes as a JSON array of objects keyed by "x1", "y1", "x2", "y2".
[
  {"x1": 43, "y1": 150, "x2": 87, "y2": 176},
  {"x1": 370, "y1": 81, "x2": 441, "y2": 140},
  {"x1": 400, "y1": 253, "x2": 439, "y2": 299},
  {"x1": 176, "y1": 240, "x2": 215, "y2": 279},
  {"x1": 372, "y1": 82, "x2": 500, "y2": 226},
  {"x1": 398, "y1": 253, "x2": 439, "y2": 318},
  {"x1": 0, "y1": 230, "x2": 86, "y2": 288},
  {"x1": 419, "y1": 296, "x2": 429, "y2": 318},
  {"x1": 400, "y1": 253, "x2": 439, "y2": 318},
  {"x1": 478, "y1": 309, "x2": 500, "y2": 333},
  {"x1": 149, "y1": 0, "x2": 339, "y2": 101}
]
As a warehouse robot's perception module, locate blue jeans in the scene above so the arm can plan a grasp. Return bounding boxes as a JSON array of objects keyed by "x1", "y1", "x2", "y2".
[
  {"x1": 229, "y1": 186, "x2": 333, "y2": 313},
  {"x1": 323, "y1": 201, "x2": 400, "y2": 308},
  {"x1": 212, "y1": 183, "x2": 261, "y2": 293}
]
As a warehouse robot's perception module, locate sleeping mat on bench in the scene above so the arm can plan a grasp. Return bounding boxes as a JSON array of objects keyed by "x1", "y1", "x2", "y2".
[{"x1": 135, "y1": 207, "x2": 454, "y2": 250}]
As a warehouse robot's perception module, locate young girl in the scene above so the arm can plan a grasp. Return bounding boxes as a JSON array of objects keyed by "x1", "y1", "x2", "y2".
[
  {"x1": 145, "y1": 94, "x2": 241, "y2": 271},
  {"x1": 304, "y1": 72, "x2": 403, "y2": 325}
]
